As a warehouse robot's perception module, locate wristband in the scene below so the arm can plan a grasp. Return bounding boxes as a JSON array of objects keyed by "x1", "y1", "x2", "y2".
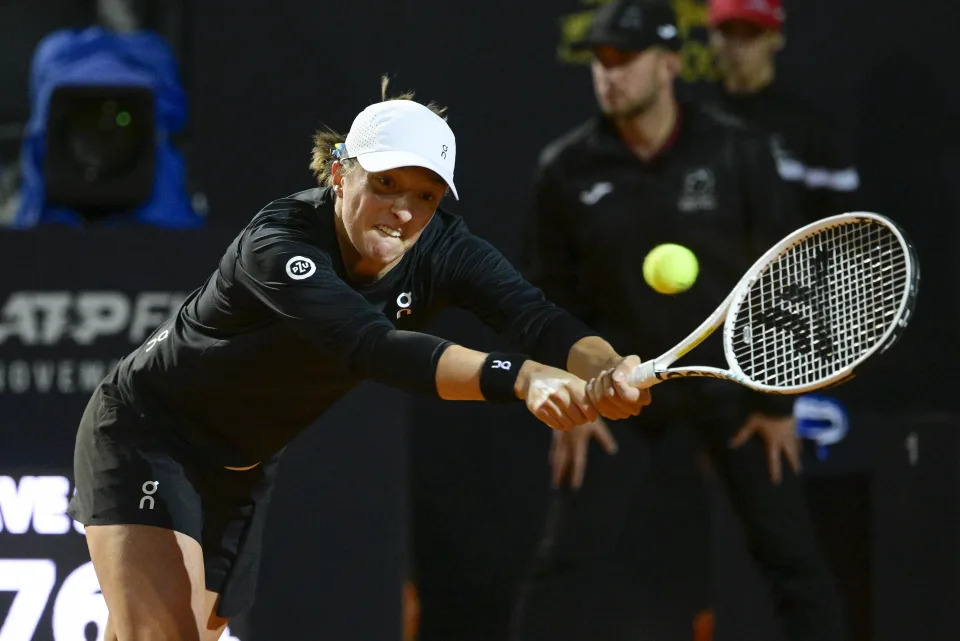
[{"x1": 479, "y1": 352, "x2": 529, "y2": 403}]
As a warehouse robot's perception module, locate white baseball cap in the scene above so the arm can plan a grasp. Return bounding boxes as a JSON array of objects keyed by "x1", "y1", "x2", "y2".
[{"x1": 344, "y1": 100, "x2": 458, "y2": 200}]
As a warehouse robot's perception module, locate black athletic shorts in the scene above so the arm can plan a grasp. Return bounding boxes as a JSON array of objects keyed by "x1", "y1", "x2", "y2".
[{"x1": 67, "y1": 381, "x2": 282, "y2": 618}]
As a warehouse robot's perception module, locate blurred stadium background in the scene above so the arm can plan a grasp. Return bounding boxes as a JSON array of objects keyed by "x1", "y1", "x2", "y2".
[{"x1": 0, "y1": 1, "x2": 958, "y2": 640}]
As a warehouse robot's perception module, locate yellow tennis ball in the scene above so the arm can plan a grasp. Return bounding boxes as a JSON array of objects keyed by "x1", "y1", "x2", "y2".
[{"x1": 642, "y1": 243, "x2": 699, "y2": 294}]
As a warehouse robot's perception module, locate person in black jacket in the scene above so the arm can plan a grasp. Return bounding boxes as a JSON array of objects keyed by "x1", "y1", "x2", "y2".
[
  {"x1": 66, "y1": 83, "x2": 653, "y2": 641},
  {"x1": 511, "y1": 2, "x2": 846, "y2": 640},
  {"x1": 707, "y1": 0, "x2": 859, "y2": 221}
]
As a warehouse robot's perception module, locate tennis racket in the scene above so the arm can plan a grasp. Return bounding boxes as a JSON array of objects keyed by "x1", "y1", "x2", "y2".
[{"x1": 628, "y1": 212, "x2": 919, "y2": 394}]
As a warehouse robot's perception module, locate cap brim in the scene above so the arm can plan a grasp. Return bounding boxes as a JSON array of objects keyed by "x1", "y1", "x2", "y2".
[
  {"x1": 354, "y1": 150, "x2": 459, "y2": 200},
  {"x1": 710, "y1": 11, "x2": 783, "y2": 29},
  {"x1": 571, "y1": 33, "x2": 645, "y2": 52},
  {"x1": 571, "y1": 32, "x2": 679, "y2": 53}
]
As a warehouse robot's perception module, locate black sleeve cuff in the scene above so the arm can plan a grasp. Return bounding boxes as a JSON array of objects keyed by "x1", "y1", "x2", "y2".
[
  {"x1": 532, "y1": 311, "x2": 599, "y2": 369},
  {"x1": 353, "y1": 329, "x2": 454, "y2": 397}
]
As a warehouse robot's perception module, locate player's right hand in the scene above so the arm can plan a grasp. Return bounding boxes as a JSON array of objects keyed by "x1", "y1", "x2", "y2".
[{"x1": 514, "y1": 361, "x2": 599, "y2": 431}]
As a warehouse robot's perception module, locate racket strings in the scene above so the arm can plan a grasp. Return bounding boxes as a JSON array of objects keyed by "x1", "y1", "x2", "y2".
[{"x1": 730, "y1": 221, "x2": 909, "y2": 387}]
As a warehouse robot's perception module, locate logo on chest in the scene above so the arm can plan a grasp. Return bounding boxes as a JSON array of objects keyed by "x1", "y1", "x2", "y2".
[
  {"x1": 396, "y1": 291, "x2": 413, "y2": 319},
  {"x1": 580, "y1": 181, "x2": 614, "y2": 206},
  {"x1": 678, "y1": 168, "x2": 718, "y2": 213}
]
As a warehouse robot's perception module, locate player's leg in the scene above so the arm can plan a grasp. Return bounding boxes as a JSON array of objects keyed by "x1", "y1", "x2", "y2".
[
  {"x1": 100, "y1": 596, "x2": 223, "y2": 639},
  {"x1": 199, "y1": 590, "x2": 231, "y2": 641},
  {"x1": 199, "y1": 453, "x2": 284, "y2": 631},
  {"x1": 103, "y1": 616, "x2": 116, "y2": 641},
  {"x1": 101, "y1": 597, "x2": 227, "y2": 641},
  {"x1": 87, "y1": 523, "x2": 229, "y2": 641},
  {"x1": 69, "y1": 381, "x2": 231, "y2": 640}
]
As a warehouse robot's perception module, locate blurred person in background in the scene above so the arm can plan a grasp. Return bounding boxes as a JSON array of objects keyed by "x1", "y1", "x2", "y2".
[
  {"x1": 11, "y1": 0, "x2": 202, "y2": 228},
  {"x1": 511, "y1": 1, "x2": 846, "y2": 640},
  {"x1": 67, "y1": 81, "x2": 654, "y2": 640},
  {"x1": 707, "y1": 0, "x2": 859, "y2": 222}
]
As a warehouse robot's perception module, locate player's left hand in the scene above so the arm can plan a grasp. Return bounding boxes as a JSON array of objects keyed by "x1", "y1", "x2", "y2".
[
  {"x1": 730, "y1": 412, "x2": 802, "y2": 485},
  {"x1": 585, "y1": 355, "x2": 651, "y2": 420}
]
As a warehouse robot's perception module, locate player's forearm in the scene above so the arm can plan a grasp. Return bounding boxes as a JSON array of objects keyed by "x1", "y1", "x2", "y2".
[
  {"x1": 434, "y1": 344, "x2": 487, "y2": 400},
  {"x1": 566, "y1": 336, "x2": 623, "y2": 381}
]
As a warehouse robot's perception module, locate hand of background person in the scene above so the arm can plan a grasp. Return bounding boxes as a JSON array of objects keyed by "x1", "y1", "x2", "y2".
[
  {"x1": 730, "y1": 412, "x2": 801, "y2": 484},
  {"x1": 549, "y1": 417, "x2": 618, "y2": 490}
]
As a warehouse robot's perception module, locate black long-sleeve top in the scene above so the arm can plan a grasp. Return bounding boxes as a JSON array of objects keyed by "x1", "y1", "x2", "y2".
[{"x1": 113, "y1": 187, "x2": 595, "y2": 465}]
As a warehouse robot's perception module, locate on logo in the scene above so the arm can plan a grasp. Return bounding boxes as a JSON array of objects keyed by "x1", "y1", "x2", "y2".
[
  {"x1": 491, "y1": 360, "x2": 512, "y2": 370},
  {"x1": 285, "y1": 256, "x2": 317, "y2": 281},
  {"x1": 144, "y1": 328, "x2": 169, "y2": 353},
  {"x1": 139, "y1": 480, "x2": 159, "y2": 510},
  {"x1": 396, "y1": 292, "x2": 413, "y2": 319}
]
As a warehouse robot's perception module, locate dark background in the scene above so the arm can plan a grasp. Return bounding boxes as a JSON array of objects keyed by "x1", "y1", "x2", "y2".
[{"x1": 1, "y1": 1, "x2": 959, "y2": 640}]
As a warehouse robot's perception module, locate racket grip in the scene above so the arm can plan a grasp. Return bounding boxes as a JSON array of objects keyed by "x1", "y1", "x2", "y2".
[{"x1": 628, "y1": 361, "x2": 660, "y2": 389}]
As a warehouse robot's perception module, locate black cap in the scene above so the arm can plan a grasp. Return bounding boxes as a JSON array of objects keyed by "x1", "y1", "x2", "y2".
[{"x1": 574, "y1": 0, "x2": 681, "y2": 52}]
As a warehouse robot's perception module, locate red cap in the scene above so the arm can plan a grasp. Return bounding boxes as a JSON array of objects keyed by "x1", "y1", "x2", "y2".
[{"x1": 709, "y1": 0, "x2": 785, "y2": 30}]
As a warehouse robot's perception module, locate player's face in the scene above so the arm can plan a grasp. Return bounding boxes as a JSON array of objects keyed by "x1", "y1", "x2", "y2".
[
  {"x1": 710, "y1": 20, "x2": 782, "y2": 85},
  {"x1": 334, "y1": 164, "x2": 447, "y2": 278}
]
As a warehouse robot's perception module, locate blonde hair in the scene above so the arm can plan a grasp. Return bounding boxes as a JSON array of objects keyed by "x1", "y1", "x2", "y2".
[{"x1": 309, "y1": 75, "x2": 449, "y2": 187}]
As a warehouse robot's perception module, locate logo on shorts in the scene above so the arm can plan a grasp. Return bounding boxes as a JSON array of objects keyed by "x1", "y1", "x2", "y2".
[
  {"x1": 286, "y1": 256, "x2": 317, "y2": 280},
  {"x1": 139, "y1": 480, "x2": 159, "y2": 510}
]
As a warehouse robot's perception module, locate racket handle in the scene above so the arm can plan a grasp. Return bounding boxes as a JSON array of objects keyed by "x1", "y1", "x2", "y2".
[{"x1": 628, "y1": 361, "x2": 660, "y2": 389}]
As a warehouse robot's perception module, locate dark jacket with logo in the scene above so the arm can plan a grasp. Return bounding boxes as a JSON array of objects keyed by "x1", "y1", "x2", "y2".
[
  {"x1": 526, "y1": 103, "x2": 802, "y2": 417},
  {"x1": 707, "y1": 81, "x2": 860, "y2": 222}
]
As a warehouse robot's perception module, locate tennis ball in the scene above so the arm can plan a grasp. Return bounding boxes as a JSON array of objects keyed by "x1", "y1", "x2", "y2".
[{"x1": 642, "y1": 243, "x2": 699, "y2": 294}]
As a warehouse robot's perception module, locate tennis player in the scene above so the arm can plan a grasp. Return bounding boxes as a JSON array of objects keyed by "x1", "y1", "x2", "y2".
[{"x1": 66, "y1": 83, "x2": 650, "y2": 640}]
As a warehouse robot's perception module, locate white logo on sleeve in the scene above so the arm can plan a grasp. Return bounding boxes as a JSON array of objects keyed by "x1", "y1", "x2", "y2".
[
  {"x1": 396, "y1": 292, "x2": 413, "y2": 318},
  {"x1": 286, "y1": 256, "x2": 317, "y2": 280},
  {"x1": 139, "y1": 480, "x2": 159, "y2": 510}
]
